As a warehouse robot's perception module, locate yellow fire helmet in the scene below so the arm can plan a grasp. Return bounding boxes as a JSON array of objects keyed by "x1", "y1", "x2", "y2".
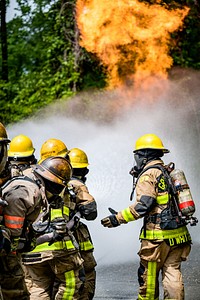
[
  {"x1": 69, "y1": 148, "x2": 89, "y2": 168},
  {"x1": 8, "y1": 134, "x2": 35, "y2": 158},
  {"x1": 134, "y1": 133, "x2": 169, "y2": 153},
  {"x1": 40, "y1": 138, "x2": 69, "y2": 162},
  {"x1": 0, "y1": 122, "x2": 10, "y2": 143}
]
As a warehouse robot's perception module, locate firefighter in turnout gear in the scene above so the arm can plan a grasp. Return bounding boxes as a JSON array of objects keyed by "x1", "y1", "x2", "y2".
[
  {"x1": 101, "y1": 134, "x2": 193, "y2": 300},
  {"x1": 0, "y1": 155, "x2": 72, "y2": 299},
  {"x1": 8, "y1": 134, "x2": 37, "y2": 177},
  {"x1": 22, "y1": 154, "x2": 84, "y2": 300},
  {"x1": 68, "y1": 148, "x2": 97, "y2": 300},
  {"x1": 39, "y1": 139, "x2": 97, "y2": 299},
  {"x1": 7, "y1": 134, "x2": 38, "y2": 292}
]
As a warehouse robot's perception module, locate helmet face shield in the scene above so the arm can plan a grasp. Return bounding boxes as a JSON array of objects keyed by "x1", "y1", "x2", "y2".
[{"x1": 34, "y1": 156, "x2": 72, "y2": 187}]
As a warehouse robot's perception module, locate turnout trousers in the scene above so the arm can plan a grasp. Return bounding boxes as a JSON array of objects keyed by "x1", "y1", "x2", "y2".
[
  {"x1": 0, "y1": 252, "x2": 30, "y2": 300},
  {"x1": 79, "y1": 251, "x2": 97, "y2": 300},
  {"x1": 25, "y1": 252, "x2": 84, "y2": 300},
  {"x1": 137, "y1": 240, "x2": 191, "y2": 300}
]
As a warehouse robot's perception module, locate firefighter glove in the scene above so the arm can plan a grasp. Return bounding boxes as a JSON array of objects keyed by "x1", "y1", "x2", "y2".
[{"x1": 101, "y1": 214, "x2": 120, "y2": 228}]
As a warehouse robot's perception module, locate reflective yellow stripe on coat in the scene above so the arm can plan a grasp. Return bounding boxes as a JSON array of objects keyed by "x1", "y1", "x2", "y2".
[
  {"x1": 121, "y1": 207, "x2": 135, "y2": 222},
  {"x1": 140, "y1": 226, "x2": 190, "y2": 240},
  {"x1": 156, "y1": 193, "x2": 169, "y2": 205},
  {"x1": 31, "y1": 240, "x2": 75, "y2": 252},
  {"x1": 79, "y1": 240, "x2": 94, "y2": 251}
]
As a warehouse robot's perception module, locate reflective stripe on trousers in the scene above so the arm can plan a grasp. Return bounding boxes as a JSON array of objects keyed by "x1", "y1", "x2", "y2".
[
  {"x1": 63, "y1": 270, "x2": 76, "y2": 300},
  {"x1": 138, "y1": 261, "x2": 158, "y2": 300}
]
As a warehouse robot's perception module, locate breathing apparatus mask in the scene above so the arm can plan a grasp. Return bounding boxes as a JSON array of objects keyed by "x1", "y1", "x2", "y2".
[
  {"x1": 73, "y1": 167, "x2": 89, "y2": 183},
  {"x1": 130, "y1": 149, "x2": 164, "y2": 178}
]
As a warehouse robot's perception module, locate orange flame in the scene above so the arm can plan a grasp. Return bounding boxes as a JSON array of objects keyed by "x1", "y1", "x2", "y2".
[{"x1": 76, "y1": 0, "x2": 189, "y2": 89}]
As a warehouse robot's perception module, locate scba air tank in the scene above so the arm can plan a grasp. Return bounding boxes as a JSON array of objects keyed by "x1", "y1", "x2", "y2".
[{"x1": 170, "y1": 169, "x2": 195, "y2": 216}]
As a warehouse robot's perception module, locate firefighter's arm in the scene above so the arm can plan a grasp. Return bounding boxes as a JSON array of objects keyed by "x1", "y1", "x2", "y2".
[
  {"x1": 101, "y1": 174, "x2": 157, "y2": 228},
  {"x1": 3, "y1": 187, "x2": 32, "y2": 250},
  {"x1": 74, "y1": 183, "x2": 97, "y2": 220},
  {"x1": 101, "y1": 206, "x2": 139, "y2": 228}
]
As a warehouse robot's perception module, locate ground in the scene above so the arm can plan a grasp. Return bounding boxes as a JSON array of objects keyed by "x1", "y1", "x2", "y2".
[{"x1": 94, "y1": 243, "x2": 200, "y2": 300}]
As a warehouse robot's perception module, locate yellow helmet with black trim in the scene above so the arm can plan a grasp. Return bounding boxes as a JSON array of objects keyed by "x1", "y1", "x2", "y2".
[{"x1": 134, "y1": 134, "x2": 169, "y2": 153}]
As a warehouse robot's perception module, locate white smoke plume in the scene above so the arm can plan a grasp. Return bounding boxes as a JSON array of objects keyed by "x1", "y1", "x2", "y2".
[{"x1": 7, "y1": 67, "x2": 200, "y2": 266}]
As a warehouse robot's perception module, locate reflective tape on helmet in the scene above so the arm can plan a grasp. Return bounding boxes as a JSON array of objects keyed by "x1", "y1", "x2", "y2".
[
  {"x1": 31, "y1": 240, "x2": 75, "y2": 252},
  {"x1": 140, "y1": 226, "x2": 190, "y2": 240},
  {"x1": 121, "y1": 207, "x2": 135, "y2": 222},
  {"x1": 79, "y1": 240, "x2": 94, "y2": 251},
  {"x1": 156, "y1": 193, "x2": 169, "y2": 205}
]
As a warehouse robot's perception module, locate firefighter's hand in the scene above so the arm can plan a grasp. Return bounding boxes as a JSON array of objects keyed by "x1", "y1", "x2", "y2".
[{"x1": 101, "y1": 214, "x2": 120, "y2": 228}]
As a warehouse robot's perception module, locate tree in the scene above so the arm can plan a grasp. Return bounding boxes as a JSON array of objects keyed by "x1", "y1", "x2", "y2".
[{"x1": 0, "y1": 0, "x2": 8, "y2": 82}]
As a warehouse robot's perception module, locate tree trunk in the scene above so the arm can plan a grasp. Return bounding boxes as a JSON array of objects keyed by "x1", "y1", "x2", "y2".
[{"x1": 0, "y1": 0, "x2": 8, "y2": 82}]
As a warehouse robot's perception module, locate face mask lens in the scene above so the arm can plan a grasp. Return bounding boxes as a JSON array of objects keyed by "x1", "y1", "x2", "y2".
[
  {"x1": 134, "y1": 153, "x2": 141, "y2": 166},
  {"x1": 134, "y1": 152, "x2": 146, "y2": 171}
]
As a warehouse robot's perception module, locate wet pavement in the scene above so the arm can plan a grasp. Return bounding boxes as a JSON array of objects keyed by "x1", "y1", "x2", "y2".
[{"x1": 94, "y1": 243, "x2": 200, "y2": 300}]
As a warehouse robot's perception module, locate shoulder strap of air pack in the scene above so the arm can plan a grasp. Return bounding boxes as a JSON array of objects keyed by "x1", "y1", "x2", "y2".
[
  {"x1": 1, "y1": 175, "x2": 41, "y2": 190},
  {"x1": 136, "y1": 162, "x2": 175, "y2": 192}
]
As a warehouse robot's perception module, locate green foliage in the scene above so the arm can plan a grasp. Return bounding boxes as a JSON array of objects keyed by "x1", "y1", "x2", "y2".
[
  {"x1": 170, "y1": 2, "x2": 200, "y2": 69},
  {"x1": 0, "y1": 0, "x2": 105, "y2": 124}
]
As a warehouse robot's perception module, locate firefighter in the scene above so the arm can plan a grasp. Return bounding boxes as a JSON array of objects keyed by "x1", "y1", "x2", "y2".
[
  {"x1": 0, "y1": 122, "x2": 11, "y2": 186},
  {"x1": 38, "y1": 139, "x2": 97, "y2": 300},
  {"x1": 68, "y1": 148, "x2": 97, "y2": 300},
  {"x1": 7, "y1": 134, "x2": 38, "y2": 291},
  {"x1": 101, "y1": 133, "x2": 192, "y2": 300},
  {"x1": 8, "y1": 134, "x2": 37, "y2": 177},
  {"x1": 22, "y1": 145, "x2": 84, "y2": 300},
  {"x1": 0, "y1": 155, "x2": 73, "y2": 300}
]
